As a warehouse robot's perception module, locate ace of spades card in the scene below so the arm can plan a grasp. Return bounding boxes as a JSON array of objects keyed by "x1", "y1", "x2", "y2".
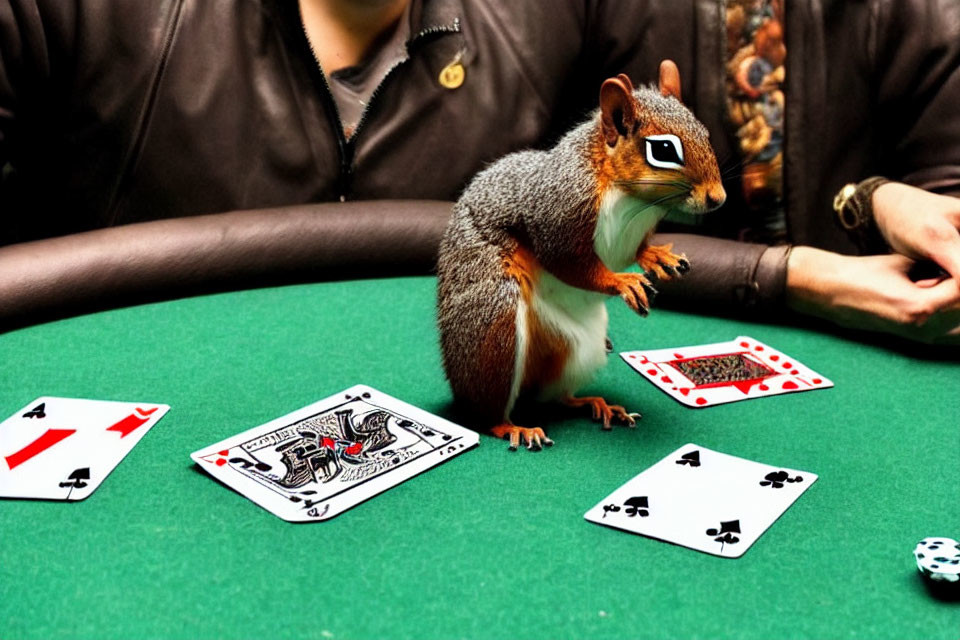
[
  {"x1": 584, "y1": 444, "x2": 818, "y2": 558},
  {"x1": 0, "y1": 397, "x2": 170, "y2": 500},
  {"x1": 191, "y1": 385, "x2": 479, "y2": 522},
  {"x1": 620, "y1": 336, "x2": 833, "y2": 408}
]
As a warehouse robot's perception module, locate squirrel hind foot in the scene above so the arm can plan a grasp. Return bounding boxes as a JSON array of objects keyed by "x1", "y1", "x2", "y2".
[
  {"x1": 490, "y1": 424, "x2": 554, "y2": 451},
  {"x1": 562, "y1": 396, "x2": 640, "y2": 430}
]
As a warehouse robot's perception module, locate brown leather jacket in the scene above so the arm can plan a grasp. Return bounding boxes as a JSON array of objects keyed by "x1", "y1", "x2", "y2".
[{"x1": 1, "y1": 0, "x2": 959, "y2": 327}]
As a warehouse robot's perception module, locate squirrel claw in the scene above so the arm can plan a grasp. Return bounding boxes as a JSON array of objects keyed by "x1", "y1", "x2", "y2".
[
  {"x1": 638, "y1": 244, "x2": 690, "y2": 281},
  {"x1": 615, "y1": 273, "x2": 653, "y2": 316},
  {"x1": 642, "y1": 280, "x2": 659, "y2": 301},
  {"x1": 490, "y1": 425, "x2": 554, "y2": 451},
  {"x1": 564, "y1": 396, "x2": 639, "y2": 430}
]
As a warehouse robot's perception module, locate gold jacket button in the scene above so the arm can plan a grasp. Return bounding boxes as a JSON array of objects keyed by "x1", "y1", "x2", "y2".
[{"x1": 439, "y1": 61, "x2": 465, "y2": 89}]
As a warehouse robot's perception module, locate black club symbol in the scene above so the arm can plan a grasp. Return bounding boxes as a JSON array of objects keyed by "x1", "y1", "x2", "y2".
[
  {"x1": 760, "y1": 470, "x2": 803, "y2": 488},
  {"x1": 602, "y1": 503, "x2": 621, "y2": 518}
]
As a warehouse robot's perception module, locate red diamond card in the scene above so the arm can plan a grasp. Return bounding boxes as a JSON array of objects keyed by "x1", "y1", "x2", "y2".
[{"x1": 620, "y1": 336, "x2": 833, "y2": 408}]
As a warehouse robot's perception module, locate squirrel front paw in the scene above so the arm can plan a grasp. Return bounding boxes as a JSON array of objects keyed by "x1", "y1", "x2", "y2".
[
  {"x1": 613, "y1": 273, "x2": 658, "y2": 316},
  {"x1": 638, "y1": 243, "x2": 691, "y2": 282}
]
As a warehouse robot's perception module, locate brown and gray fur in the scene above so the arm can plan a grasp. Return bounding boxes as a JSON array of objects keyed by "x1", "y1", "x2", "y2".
[{"x1": 437, "y1": 64, "x2": 725, "y2": 448}]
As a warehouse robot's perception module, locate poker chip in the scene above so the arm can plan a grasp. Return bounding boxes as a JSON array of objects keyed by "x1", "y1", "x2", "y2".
[{"x1": 913, "y1": 537, "x2": 960, "y2": 590}]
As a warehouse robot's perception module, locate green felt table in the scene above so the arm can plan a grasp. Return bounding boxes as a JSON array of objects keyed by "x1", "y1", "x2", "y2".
[{"x1": 1, "y1": 275, "x2": 958, "y2": 640}]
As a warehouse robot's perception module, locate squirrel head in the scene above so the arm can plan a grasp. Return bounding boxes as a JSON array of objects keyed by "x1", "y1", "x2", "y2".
[{"x1": 596, "y1": 60, "x2": 726, "y2": 215}]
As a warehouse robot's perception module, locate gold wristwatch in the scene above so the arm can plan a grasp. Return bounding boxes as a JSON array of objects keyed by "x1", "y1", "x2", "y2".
[{"x1": 833, "y1": 176, "x2": 889, "y2": 250}]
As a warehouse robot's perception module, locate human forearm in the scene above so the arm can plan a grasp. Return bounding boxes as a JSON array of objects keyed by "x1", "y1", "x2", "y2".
[{"x1": 786, "y1": 245, "x2": 960, "y2": 345}]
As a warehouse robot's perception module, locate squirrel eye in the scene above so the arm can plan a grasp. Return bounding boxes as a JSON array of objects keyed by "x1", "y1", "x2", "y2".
[{"x1": 644, "y1": 134, "x2": 684, "y2": 169}]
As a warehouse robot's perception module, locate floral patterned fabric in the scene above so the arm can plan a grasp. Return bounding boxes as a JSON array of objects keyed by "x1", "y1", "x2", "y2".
[{"x1": 725, "y1": 0, "x2": 786, "y2": 244}]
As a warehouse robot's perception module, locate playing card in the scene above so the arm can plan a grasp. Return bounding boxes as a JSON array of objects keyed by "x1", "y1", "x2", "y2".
[
  {"x1": 191, "y1": 385, "x2": 480, "y2": 522},
  {"x1": 620, "y1": 336, "x2": 833, "y2": 408},
  {"x1": 584, "y1": 444, "x2": 817, "y2": 558},
  {"x1": 0, "y1": 397, "x2": 169, "y2": 500}
]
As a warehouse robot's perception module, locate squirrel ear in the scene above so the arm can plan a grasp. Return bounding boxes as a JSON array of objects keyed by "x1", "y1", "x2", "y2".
[
  {"x1": 658, "y1": 59, "x2": 682, "y2": 101},
  {"x1": 600, "y1": 77, "x2": 637, "y2": 148},
  {"x1": 616, "y1": 73, "x2": 636, "y2": 94}
]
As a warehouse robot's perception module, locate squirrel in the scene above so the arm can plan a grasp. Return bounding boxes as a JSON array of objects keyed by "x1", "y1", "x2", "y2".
[{"x1": 436, "y1": 60, "x2": 726, "y2": 451}]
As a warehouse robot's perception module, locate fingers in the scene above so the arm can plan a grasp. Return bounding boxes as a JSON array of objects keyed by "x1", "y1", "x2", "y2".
[
  {"x1": 926, "y1": 227, "x2": 960, "y2": 289},
  {"x1": 914, "y1": 277, "x2": 948, "y2": 289},
  {"x1": 786, "y1": 248, "x2": 960, "y2": 344},
  {"x1": 893, "y1": 277, "x2": 960, "y2": 342},
  {"x1": 874, "y1": 183, "x2": 960, "y2": 285},
  {"x1": 918, "y1": 277, "x2": 960, "y2": 314}
]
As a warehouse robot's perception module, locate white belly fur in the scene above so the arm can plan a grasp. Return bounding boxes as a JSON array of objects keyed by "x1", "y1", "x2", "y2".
[
  {"x1": 514, "y1": 189, "x2": 665, "y2": 406},
  {"x1": 528, "y1": 272, "x2": 609, "y2": 402},
  {"x1": 593, "y1": 187, "x2": 667, "y2": 271}
]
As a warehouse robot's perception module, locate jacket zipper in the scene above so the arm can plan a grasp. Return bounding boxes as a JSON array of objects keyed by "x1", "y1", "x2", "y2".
[
  {"x1": 350, "y1": 18, "x2": 461, "y2": 146},
  {"x1": 297, "y1": 9, "x2": 461, "y2": 200},
  {"x1": 298, "y1": 7, "x2": 352, "y2": 201},
  {"x1": 409, "y1": 18, "x2": 461, "y2": 44}
]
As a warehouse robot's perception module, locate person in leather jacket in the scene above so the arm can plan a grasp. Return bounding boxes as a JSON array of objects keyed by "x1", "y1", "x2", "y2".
[{"x1": 1, "y1": 0, "x2": 958, "y2": 344}]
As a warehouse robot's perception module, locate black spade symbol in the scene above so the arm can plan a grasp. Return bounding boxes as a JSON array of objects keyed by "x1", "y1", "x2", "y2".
[
  {"x1": 23, "y1": 403, "x2": 46, "y2": 419},
  {"x1": 623, "y1": 496, "x2": 650, "y2": 517},
  {"x1": 59, "y1": 467, "x2": 90, "y2": 489},
  {"x1": 706, "y1": 520, "x2": 741, "y2": 551},
  {"x1": 676, "y1": 450, "x2": 701, "y2": 467}
]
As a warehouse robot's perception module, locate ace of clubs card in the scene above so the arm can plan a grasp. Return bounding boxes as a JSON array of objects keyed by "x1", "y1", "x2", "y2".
[
  {"x1": 621, "y1": 336, "x2": 833, "y2": 408},
  {"x1": 585, "y1": 444, "x2": 818, "y2": 558},
  {"x1": 0, "y1": 396, "x2": 170, "y2": 500},
  {"x1": 191, "y1": 385, "x2": 479, "y2": 522}
]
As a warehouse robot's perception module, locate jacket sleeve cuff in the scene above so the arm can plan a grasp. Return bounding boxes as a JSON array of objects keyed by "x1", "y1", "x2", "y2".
[{"x1": 651, "y1": 233, "x2": 791, "y2": 315}]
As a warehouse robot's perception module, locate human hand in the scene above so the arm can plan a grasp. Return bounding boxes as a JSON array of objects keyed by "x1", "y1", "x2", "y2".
[
  {"x1": 872, "y1": 182, "x2": 960, "y2": 286},
  {"x1": 786, "y1": 246, "x2": 960, "y2": 344}
]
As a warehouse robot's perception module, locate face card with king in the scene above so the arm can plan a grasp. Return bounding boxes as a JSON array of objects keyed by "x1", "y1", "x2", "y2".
[{"x1": 192, "y1": 385, "x2": 479, "y2": 522}]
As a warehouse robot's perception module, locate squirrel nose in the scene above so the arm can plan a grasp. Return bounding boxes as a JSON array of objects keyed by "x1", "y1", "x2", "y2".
[{"x1": 705, "y1": 189, "x2": 726, "y2": 211}]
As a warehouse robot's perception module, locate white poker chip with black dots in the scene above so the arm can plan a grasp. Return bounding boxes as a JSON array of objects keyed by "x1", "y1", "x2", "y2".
[{"x1": 913, "y1": 537, "x2": 960, "y2": 584}]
